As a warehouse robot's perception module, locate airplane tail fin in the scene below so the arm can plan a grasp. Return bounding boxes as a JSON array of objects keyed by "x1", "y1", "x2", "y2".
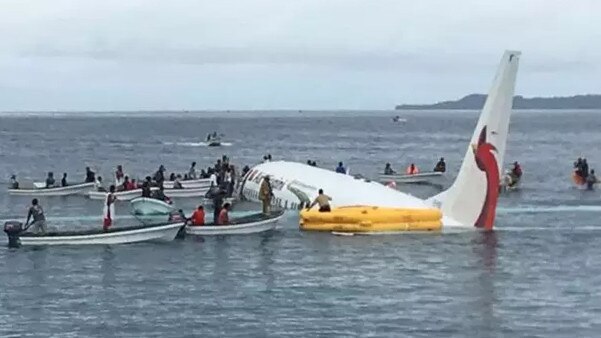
[{"x1": 431, "y1": 51, "x2": 521, "y2": 230}]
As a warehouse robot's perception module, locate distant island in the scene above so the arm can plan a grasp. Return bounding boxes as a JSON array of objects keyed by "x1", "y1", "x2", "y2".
[{"x1": 395, "y1": 94, "x2": 601, "y2": 110}]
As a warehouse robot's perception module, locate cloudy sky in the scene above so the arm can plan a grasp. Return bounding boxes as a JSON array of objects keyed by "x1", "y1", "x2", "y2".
[{"x1": 0, "y1": 0, "x2": 599, "y2": 111}]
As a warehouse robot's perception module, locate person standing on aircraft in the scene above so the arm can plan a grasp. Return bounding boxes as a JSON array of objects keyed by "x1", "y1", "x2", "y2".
[
  {"x1": 384, "y1": 163, "x2": 396, "y2": 175},
  {"x1": 307, "y1": 189, "x2": 332, "y2": 212},
  {"x1": 406, "y1": 163, "x2": 420, "y2": 175},
  {"x1": 433, "y1": 158, "x2": 446, "y2": 173},
  {"x1": 259, "y1": 176, "x2": 274, "y2": 215},
  {"x1": 335, "y1": 162, "x2": 346, "y2": 174}
]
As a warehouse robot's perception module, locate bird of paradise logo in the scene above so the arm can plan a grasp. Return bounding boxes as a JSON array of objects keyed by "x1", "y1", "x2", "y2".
[{"x1": 471, "y1": 126, "x2": 499, "y2": 230}]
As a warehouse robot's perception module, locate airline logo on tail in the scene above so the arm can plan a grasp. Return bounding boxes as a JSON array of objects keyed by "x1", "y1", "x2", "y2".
[{"x1": 472, "y1": 126, "x2": 499, "y2": 230}]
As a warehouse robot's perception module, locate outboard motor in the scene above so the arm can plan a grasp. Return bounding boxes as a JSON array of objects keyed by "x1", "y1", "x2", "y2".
[{"x1": 3, "y1": 221, "x2": 23, "y2": 248}]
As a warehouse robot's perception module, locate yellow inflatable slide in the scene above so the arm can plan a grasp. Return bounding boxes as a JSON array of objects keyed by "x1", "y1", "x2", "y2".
[{"x1": 299, "y1": 206, "x2": 442, "y2": 233}]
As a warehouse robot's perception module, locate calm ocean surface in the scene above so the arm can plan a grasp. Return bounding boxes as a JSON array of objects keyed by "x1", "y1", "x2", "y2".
[{"x1": 1, "y1": 110, "x2": 601, "y2": 337}]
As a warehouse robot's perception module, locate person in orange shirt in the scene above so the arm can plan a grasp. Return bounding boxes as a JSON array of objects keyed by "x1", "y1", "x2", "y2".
[
  {"x1": 190, "y1": 205, "x2": 205, "y2": 226},
  {"x1": 406, "y1": 163, "x2": 420, "y2": 175},
  {"x1": 217, "y1": 203, "x2": 231, "y2": 225}
]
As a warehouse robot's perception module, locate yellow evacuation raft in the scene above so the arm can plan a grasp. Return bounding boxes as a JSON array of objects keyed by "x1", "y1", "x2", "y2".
[{"x1": 299, "y1": 206, "x2": 442, "y2": 233}]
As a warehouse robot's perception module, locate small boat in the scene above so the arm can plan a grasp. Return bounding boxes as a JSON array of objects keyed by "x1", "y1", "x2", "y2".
[
  {"x1": 500, "y1": 170, "x2": 521, "y2": 192},
  {"x1": 202, "y1": 196, "x2": 235, "y2": 207},
  {"x1": 8, "y1": 182, "x2": 95, "y2": 196},
  {"x1": 3, "y1": 221, "x2": 184, "y2": 246},
  {"x1": 163, "y1": 178, "x2": 211, "y2": 189},
  {"x1": 378, "y1": 171, "x2": 444, "y2": 185},
  {"x1": 392, "y1": 116, "x2": 407, "y2": 123},
  {"x1": 207, "y1": 139, "x2": 221, "y2": 147},
  {"x1": 131, "y1": 197, "x2": 175, "y2": 215},
  {"x1": 185, "y1": 210, "x2": 284, "y2": 235},
  {"x1": 164, "y1": 187, "x2": 209, "y2": 198}
]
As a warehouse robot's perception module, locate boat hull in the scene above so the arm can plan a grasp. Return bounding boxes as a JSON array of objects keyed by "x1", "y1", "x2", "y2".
[
  {"x1": 18, "y1": 222, "x2": 184, "y2": 246},
  {"x1": 8, "y1": 182, "x2": 95, "y2": 196},
  {"x1": 163, "y1": 179, "x2": 211, "y2": 189},
  {"x1": 186, "y1": 211, "x2": 284, "y2": 235},
  {"x1": 131, "y1": 197, "x2": 175, "y2": 215}
]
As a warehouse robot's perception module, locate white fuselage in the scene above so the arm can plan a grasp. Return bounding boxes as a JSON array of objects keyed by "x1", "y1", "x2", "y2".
[{"x1": 239, "y1": 161, "x2": 464, "y2": 227}]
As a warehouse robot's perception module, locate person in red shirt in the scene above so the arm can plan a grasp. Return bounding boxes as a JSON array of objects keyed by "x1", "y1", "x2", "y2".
[
  {"x1": 217, "y1": 203, "x2": 231, "y2": 225},
  {"x1": 190, "y1": 205, "x2": 205, "y2": 226}
]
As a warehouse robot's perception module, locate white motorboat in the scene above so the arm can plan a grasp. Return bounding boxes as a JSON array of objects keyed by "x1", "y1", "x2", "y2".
[
  {"x1": 163, "y1": 179, "x2": 211, "y2": 189},
  {"x1": 3, "y1": 221, "x2": 184, "y2": 246},
  {"x1": 131, "y1": 197, "x2": 175, "y2": 215},
  {"x1": 378, "y1": 171, "x2": 444, "y2": 185},
  {"x1": 8, "y1": 182, "x2": 95, "y2": 196},
  {"x1": 185, "y1": 210, "x2": 284, "y2": 235},
  {"x1": 165, "y1": 187, "x2": 209, "y2": 198}
]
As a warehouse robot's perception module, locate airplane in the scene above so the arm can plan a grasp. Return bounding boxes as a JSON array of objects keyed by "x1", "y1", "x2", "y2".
[{"x1": 237, "y1": 50, "x2": 521, "y2": 231}]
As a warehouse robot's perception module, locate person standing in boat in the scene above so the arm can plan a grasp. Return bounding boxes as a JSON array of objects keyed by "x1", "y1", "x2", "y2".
[
  {"x1": 141, "y1": 181, "x2": 152, "y2": 197},
  {"x1": 154, "y1": 165, "x2": 166, "y2": 186},
  {"x1": 433, "y1": 158, "x2": 446, "y2": 173},
  {"x1": 307, "y1": 189, "x2": 332, "y2": 212},
  {"x1": 121, "y1": 176, "x2": 131, "y2": 191},
  {"x1": 85, "y1": 167, "x2": 96, "y2": 183},
  {"x1": 335, "y1": 162, "x2": 346, "y2": 174},
  {"x1": 25, "y1": 198, "x2": 47, "y2": 234},
  {"x1": 115, "y1": 165, "x2": 125, "y2": 186},
  {"x1": 189, "y1": 162, "x2": 198, "y2": 180},
  {"x1": 61, "y1": 173, "x2": 68, "y2": 187},
  {"x1": 218, "y1": 203, "x2": 231, "y2": 225},
  {"x1": 173, "y1": 175, "x2": 184, "y2": 189},
  {"x1": 45, "y1": 172, "x2": 56, "y2": 188},
  {"x1": 103, "y1": 185, "x2": 117, "y2": 231},
  {"x1": 212, "y1": 187, "x2": 226, "y2": 224},
  {"x1": 190, "y1": 205, "x2": 205, "y2": 226},
  {"x1": 153, "y1": 185, "x2": 171, "y2": 204},
  {"x1": 259, "y1": 176, "x2": 274, "y2": 215},
  {"x1": 582, "y1": 158, "x2": 590, "y2": 179},
  {"x1": 384, "y1": 163, "x2": 396, "y2": 175},
  {"x1": 209, "y1": 170, "x2": 218, "y2": 188},
  {"x1": 9, "y1": 175, "x2": 19, "y2": 189}
]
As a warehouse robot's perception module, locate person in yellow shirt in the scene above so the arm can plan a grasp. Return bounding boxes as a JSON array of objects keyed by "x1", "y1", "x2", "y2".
[
  {"x1": 259, "y1": 176, "x2": 273, "y2": 215},
  {"x1": 307, "y1": 189, "x2": 332, "y2": 212}
]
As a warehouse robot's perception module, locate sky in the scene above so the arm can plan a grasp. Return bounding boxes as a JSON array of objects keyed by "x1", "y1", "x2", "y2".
[{"x1": 0, "y1": 0, "x2": 599, "y2": 111}]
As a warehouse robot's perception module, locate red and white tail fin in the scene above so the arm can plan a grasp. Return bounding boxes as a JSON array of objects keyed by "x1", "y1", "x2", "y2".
[{"x1": 429, "y1": 51, "x2": 521, "y2": 230}]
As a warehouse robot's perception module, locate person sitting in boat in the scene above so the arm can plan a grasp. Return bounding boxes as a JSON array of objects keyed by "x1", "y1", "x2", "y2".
[
  {"x1": 241, "y1": 165, "x2": 250, "y2": 177},
  {"x1": 95, "y1": 176, "x2": 106, "y2": 192},
  {"x1": 190, "y1": 205, "x2": 205, "y2": 226},
  {"x1": 115, "y1": 165, "x2": 125, "y2": 186},
  {"x1": 189, "y1": 162, "x2": 197, "y2": 179},
  {"x1": 335, "y1": 162, "x2": 346, "y2": 174},
  {"x1": 25, "y1": 198, "x2": 46, "y2": 234},
  {"x1": 168, "y1": 173, "x2": 176, "y2": 182},
  {"x1": 103, "y1": 185, "x2": 117, "y2": 231},
  {"x1": 45, "y1": 172, "x2": 56, "y2": 188},
  {"x1": 433, "y1": 158, "x2": 446, "y2": 173},
  {"x1": 61, "y1": 173, "x2": 68, "y2": 187},
  {"x1": 127, "y1": 178, "x2": 137, "y2": 191},
  {"x1": 9, "y1": 175, "x2": 19, "y2": 189},
  {"x1": 307, "y1": 189, "x2": 332, "y2": 212},
  {"x1": 152, "y1": 185, "x2": 171, "y2": 204},
  {"x1": 173, "y1": 175, "x2": 184, "y2": 189},
  {"x1": 85, "y1": 167, "x2": 95, "y2": 183},
  {"x1": 384, "y1": 163, "x2": 396, "y2": 175},
  {"x1": 586, "y1": 169, "x2": 598, "y2": 190},
  {"x1": 121, "y1": 176, "x2": 131, "y2": 191},
  {"x1": 217, "y1": 203, "x2": 231, "y2": 225},
  {"x1": 406, "y1": 164, "x2": 420, "y2": 175},
  {"x1": 141, "y1": 181, "x2": 152, "y2": 197}
]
